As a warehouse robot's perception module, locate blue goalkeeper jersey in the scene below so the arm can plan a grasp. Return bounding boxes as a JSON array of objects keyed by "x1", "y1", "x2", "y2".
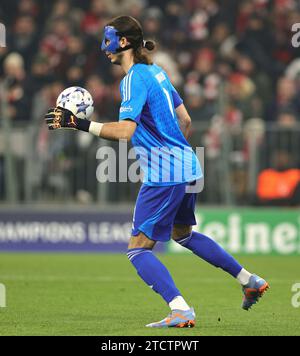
[{"x1": 119, "y1": 63, "x2": 202, "y2": 186}]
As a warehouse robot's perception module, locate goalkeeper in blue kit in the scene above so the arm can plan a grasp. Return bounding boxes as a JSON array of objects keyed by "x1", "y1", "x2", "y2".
[{"x1": 45, "y1": 16, "x2": 269, "y2": 328}]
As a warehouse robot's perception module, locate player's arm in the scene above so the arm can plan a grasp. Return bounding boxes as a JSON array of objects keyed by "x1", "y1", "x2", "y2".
[
  {"x1": 45, "y1": 72, "x2": 145, "y2": 141},
  {"x1": 95, "y1": 120, "x2": 137, "y2": 141},
  {"x1": 97, "y1": 71, "x2": 146, "y2": 140},
  {"x1": 175, "y1": 103, "x2": 192, "y2": 140},
  {"x1": 44, "y1": 107, "x2": 137, "y2": 141},
  {"x1": 170, "y1": 83, "x2": 191, "y2": 140}
]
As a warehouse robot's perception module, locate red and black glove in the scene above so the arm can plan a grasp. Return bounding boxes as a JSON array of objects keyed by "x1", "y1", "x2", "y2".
[{"x1": 44, "y1": 107, "x2": 90, "y2": 131}]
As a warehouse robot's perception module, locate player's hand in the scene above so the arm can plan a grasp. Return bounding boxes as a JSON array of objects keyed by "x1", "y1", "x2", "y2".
[{"x1": 44, "y1": 107, "x2": 79, "y2": 130}]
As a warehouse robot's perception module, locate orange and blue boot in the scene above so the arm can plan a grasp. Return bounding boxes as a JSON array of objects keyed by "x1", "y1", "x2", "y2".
[
  {"x1": 146, "y1": 308, "x2": 196, "y2": 328},
  {"x1": 242, "y1": 274, "x2": 269, "y2": 310}
]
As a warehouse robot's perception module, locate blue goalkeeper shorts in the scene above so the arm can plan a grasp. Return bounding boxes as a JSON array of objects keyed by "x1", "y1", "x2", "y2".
[{"x1": 131, "y1": 182, "x2": 197, "y2": 242}]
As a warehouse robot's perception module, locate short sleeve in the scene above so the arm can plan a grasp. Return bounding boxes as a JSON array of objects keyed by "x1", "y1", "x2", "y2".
[
  {"x1": 170, "y1": 84, "x2": 183, "y2": 109},
  {"x1": 119, "y1": 70, "x2": 147, "y2": 124}
]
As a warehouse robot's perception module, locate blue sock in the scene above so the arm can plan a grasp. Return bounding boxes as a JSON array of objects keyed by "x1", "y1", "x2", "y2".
[
  {"x1": 127, "y1": 248, "x2": 181, "y2": 303},
  {"x1": 177, "y1": 231, "x2": 243, "y2": 277}
]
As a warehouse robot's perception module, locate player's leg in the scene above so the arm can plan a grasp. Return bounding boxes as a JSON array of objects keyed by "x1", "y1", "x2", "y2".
[
  {"x1": 127, "y1": 232, "x2": 182, "y2": 305},
  {"x1": 172, "y1": 187, "x2": 269, "y2": 310},
  {"x1": 127, "y1": 231, "x2": 195, "y2": 327},
  {"x1": 172, "y1": 224, "x2": 269, "y2": 310},
  {"x1": 172, "y1": 224, "x2": 245, "y2": 279},
  {"x1": 172, "y1": 189, "x2": 250, "y2": 279},
  {"x1": 127, "y1": 183, "x2": 195, "y2": 327}
]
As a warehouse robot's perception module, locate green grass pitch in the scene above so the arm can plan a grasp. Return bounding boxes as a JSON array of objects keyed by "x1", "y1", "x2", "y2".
[{"x1": 0, "y1": 253, "x2": 299, "y2": 336}]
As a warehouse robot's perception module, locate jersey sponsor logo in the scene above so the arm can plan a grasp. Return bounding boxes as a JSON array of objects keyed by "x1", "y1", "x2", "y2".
[
  {"x1": 120, "y1": 106, "x2": 133, "y2": 113},
  {"x1": 155, "y1": 71, "x2": 166, "y2": 83}
]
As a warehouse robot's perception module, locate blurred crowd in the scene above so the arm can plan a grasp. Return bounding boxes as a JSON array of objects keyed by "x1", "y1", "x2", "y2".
[{"x1": 1, "y1": 0, "x2": 300, "y2": 204}]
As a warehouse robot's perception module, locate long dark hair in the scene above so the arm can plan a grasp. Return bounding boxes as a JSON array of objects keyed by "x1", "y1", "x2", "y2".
[{"x1": 107, "y1": 15, "x2": 155, "y2": 65}]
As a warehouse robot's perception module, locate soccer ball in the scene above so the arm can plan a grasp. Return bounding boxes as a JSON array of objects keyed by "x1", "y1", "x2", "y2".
[{"x1": 56, "y1": 86, "x2": 94, "y2": 120}]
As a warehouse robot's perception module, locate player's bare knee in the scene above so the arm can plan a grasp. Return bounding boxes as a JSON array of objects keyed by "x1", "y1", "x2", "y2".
[
  {"x1": 172, "y1": 224, "x2": 192, "y2": 241},
  {"x1": 128, "y1": 232, "x2": 156, "y2": 250}
]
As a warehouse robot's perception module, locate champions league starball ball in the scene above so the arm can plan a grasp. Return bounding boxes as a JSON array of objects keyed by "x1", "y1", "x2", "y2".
[{"x1": 56, "y1": 86, "x2": 94, "y2": 120}]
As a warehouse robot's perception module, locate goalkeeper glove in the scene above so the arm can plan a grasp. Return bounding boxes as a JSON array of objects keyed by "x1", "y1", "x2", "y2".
[{"x1": 44, "y1": 107, "x2": 90, "y2": 131}]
